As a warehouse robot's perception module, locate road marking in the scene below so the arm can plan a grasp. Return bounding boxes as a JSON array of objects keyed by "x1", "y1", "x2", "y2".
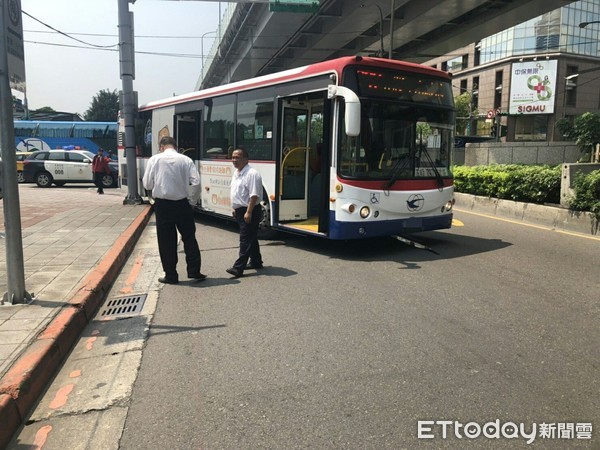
[
  {"x1": 452, "y1": 219, "x2": 464, "y2": 227},
  {"x1": 120, "y1": 256, "x2": 144, "y2": 294},
  {"x1": 32, "y1": 425, "x2": 52, "y2": 448},
  {"x1": 455, "y1": 208, "x2": 600, "y2": 241},
  {"x1": 86, "y1": 336, "x2": 97, "y2": 351},
  {"x1": 49, "y1": 384, "x2": 74, "y2": 409}
]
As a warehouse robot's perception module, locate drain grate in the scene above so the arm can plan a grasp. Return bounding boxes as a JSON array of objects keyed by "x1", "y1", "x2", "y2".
[{"x1": 99, "y1": 294, "x2": 147, "y2": 319}]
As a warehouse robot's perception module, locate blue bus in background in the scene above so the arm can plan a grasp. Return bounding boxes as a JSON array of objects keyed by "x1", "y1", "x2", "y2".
[{"x1": 13, "y1": 121, "x2": 118, "y2": 155}]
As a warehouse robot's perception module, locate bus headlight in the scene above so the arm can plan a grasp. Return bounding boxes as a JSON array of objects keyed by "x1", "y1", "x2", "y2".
[
  {"x1": 444, "y1": 200, "x2": 454, "y2": 212},
  {"x1": 341, "y1": 203, "x2": 356, "y2": 213},
  {"x1": 359, "y1": 206, "x2": 370, "y2": 218}
]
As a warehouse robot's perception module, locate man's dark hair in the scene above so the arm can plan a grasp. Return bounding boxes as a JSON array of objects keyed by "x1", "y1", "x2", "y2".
[
  {"x1": 159, "y1": 136, "x2": 178, "y2": 148},
  {"x1": 235, "y1": 146, "x2": 249, "y2": 158}
]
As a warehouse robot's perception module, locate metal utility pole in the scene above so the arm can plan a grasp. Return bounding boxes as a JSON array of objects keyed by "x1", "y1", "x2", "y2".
[
  {"x1": 389, "y1": 0, "x2": 395, "y2": 59},
  {"x1": 119, "y1": 0, "x2": 142, "y2": 205},
  {"x1": 0, "y1": 0, "x2": 30, "y2": 304}
]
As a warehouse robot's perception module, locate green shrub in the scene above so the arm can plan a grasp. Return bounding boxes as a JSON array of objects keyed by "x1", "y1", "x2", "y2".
[
  {"x1": 453, "y1": 164, "x2": 561, "y2": 204},
  {"x1": 568, "y1": 170, "x2": 600, "y2": 220}
]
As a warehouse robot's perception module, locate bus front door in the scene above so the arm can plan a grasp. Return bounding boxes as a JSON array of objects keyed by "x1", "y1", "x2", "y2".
[{"x1": 279, "y1": 105, "x2": 310, "y2": 221}]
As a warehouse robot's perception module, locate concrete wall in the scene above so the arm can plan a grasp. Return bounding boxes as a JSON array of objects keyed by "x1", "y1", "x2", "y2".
[
  {"x1": 560, "y1": 163, "x2": 600, "y2": 207},
  {"x1": 456, "y1": 141, "x2": 581, "y2": 166},
  {"x1": 454, "y1": 192, "x2": 598, "y2": 236}
]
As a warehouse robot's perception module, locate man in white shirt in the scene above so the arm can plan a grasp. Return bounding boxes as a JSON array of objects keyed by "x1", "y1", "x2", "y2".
[
  {"x1": 142, "y1": 136, "x2": 205, "y2": 284},
  {"x1": 226, "y1": 147, "x2": 264, "y2": 278}
]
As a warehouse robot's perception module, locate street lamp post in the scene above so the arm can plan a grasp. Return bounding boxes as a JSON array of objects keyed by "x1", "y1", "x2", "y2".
[
  {"x1": 361, "y1": 3, "x2": 385, "y2": 57},
  {"x1": 389, "y1": 0, "x2": 395, "y2": 59},
  {"x1": 201, "y1": 30, "x2": 217, "y2": 86},
  {"x1": 579, "y1": 20, "x2": 600, "y2": 28}
]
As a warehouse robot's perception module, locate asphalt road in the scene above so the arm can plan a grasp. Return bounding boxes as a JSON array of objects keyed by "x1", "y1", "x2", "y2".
[{"x1": 116, "y1": 209, "x2": 599, "y2": 449}]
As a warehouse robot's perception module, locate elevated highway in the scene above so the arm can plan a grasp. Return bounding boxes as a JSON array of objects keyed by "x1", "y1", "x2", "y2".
[{"x1": 198, "y1": 0, "x2": 576, "y2": 89}]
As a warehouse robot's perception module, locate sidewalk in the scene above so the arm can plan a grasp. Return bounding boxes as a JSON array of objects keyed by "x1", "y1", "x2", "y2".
[{"x1": 0, "y1": 184, "x2": 151, "y2": 448}]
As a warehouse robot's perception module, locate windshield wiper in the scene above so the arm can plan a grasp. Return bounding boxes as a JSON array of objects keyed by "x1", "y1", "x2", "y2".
[
  {"x1": 383, "y1": 153, "x2": 412, "y2": 190},
  {"x1": 418, "y1": 146, "x2": 445, "y2": 190}
]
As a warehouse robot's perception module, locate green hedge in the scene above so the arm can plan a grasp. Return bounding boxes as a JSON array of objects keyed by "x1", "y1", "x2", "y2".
[
  {"x1": 570, "y1": 169, "x2": 600, "y2": 218},
  {"x1": 453, "y1": 164, "x2": 562, "y2": 204}
]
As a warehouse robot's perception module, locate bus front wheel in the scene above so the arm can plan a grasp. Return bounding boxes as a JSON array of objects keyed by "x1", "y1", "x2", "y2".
[{"x1": 257, "y1": 200, "x2": 277, "y2": 240}]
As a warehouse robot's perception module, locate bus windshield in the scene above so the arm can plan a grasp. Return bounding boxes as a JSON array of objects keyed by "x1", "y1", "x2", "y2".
[
  {"x1": 338, "y1": 101, "x2": 454, "y2": 180},
  {"x1": 338, "y1": 66, "x2": 454, "y2": 181}
]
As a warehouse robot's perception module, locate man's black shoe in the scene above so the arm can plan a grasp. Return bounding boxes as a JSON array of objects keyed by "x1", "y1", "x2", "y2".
[
  {"x1": 158, "y1": 277, "x2": 178, "y2": 285},
  {"x1": 245, "y1": 263, "x2": 263, "y2": 270},
  {"x1": 188, "y1": 273, "x2": 207, "y2": 282},
  {"x1": 226, "y1": 267, "x2": 243, "y2": 278}
]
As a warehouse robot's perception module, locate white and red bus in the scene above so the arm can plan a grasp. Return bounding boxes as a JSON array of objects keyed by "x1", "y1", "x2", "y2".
[{"x1": 120, "y1": 56, "x2": 455, "y2": 240}]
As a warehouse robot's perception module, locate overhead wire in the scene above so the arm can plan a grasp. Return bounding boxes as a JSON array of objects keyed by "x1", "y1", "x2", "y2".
[{"x1": 21, "y1": 11, "x2": 118, "y2": 49}]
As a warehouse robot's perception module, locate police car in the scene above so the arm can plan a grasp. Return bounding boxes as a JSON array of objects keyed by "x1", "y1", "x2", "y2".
[{"x1": 22, "y1": 150, "x2": 118, "y2": 188}]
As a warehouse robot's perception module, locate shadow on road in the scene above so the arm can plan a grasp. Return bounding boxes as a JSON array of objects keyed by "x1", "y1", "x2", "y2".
[{"x1": 195, "y1": 213, "x2": 512, "y2": 267}]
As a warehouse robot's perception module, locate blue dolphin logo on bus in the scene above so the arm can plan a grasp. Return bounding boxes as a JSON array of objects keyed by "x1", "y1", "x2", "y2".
[{"x1": 407, "y1": 194, "x2": 425, "y2": 211}]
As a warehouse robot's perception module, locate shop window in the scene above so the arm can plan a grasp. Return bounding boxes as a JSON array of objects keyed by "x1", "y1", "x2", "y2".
[
  {"x1": 494, "y1": 70, "x2": 503, "y2": 110},
  {"x1": 515, "y1": 115, "x2": 548, "y2": 141},
  {"x1": 565, "y1": 65, "x2": 578, "y2": 107},
  {"x1": 472, "y1": 77, "x2": 479, "y2": 109}
]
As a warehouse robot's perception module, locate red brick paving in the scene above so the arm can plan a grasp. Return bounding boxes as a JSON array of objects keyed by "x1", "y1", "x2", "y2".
[{"x1": 0, "y1": 184, "x2": 122, "y2": 232}]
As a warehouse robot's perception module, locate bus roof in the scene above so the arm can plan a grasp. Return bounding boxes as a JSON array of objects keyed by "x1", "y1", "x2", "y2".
[{"x1": 139, "y1": 56, "x2": 450, "y2": 112}]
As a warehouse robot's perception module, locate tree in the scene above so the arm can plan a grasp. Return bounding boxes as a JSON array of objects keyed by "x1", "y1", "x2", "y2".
[
  {"x1": 556, "y1": 112, "x2": 600, "y2": 162},
  {"x1": 454, "y1": 91, "x2": 476, "y2": 135},
  {"x1": 84, "y1": 89, "x2": 119, "y2": 122},
  {"x1": 32, "y1": 106, "x2": 55, "y2": 113}
]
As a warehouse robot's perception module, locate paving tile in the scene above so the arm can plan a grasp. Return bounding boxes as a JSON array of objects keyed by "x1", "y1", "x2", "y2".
[
  {"x1": 0, "y1": 318, "x2": 46, "y2": 331},
  {"x1": 0, "y1": 307, "x2": 19, "y2": 320},
  {"x1": 0, "y1": 329, "x2": 33, "y2": 344},
  {"x1": 10, "y1": 304, "x2": 55, "y2": 320}
]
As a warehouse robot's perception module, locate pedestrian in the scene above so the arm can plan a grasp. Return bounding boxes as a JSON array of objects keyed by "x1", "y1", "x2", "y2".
[
  {"x1": 226, "y1": 147, "x2": 263, "y2": 278},
  {"x1": 92, "y1": 148, "x2": 110, "y2": 194},
  {"x1": 142, "y1": 135, "x2": 206, "y2": 285}
]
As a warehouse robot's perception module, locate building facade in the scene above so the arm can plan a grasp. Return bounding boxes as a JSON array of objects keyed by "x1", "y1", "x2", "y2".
[{"x1": 426, "y1": 0, "x2": 600, "y2": 142}]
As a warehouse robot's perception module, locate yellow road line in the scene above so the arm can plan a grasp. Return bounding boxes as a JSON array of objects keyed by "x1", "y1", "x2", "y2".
[{"x1": 454, "y1": 208, "x2": 600, "y2": 241}]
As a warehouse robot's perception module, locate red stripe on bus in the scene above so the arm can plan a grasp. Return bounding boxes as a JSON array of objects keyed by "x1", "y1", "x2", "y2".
[{"x1": 339, "y1": 178, "x2": 453, "y2": 190}]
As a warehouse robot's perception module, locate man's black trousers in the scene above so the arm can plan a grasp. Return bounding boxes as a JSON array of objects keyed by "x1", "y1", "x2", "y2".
[
  {"x1": 233, "y1": 206, "x2": 262, "y2": 272},
  {"x1": 154, "y1": 198, "x2": 201, "y2": 281},
  {"x1": 93, "y1": 172, "x2": 105, "y2": 193}
]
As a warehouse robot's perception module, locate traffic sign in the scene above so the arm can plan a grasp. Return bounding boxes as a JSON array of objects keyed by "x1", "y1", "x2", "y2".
[
  {"x1": 4, "y1": 0, "x2": 25, "y2": 92},
  {"x1": 269, "y1": 0, "x2": 320, "y2": 13}
]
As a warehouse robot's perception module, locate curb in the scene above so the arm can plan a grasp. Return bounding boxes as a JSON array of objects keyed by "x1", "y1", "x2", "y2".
[
  {"x1": 0, "y1": 205, "x2": 152, "y2": 449},
  {"x1": 454, "y1": 193, "x2": 598, "y2": 236}
]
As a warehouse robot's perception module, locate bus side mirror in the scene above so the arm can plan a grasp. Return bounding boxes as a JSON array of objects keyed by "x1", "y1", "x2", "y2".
[{"x1": 328, "y1": 85, "x2": 361, "y2": 137}]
